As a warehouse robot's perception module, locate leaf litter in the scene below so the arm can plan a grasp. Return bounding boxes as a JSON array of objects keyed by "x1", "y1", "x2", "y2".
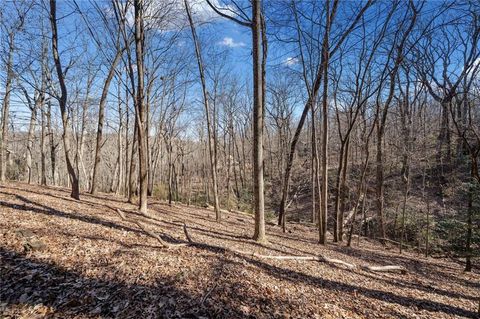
[{"x1": 0, "y1": 181, "x2": 479, "y2": 318}]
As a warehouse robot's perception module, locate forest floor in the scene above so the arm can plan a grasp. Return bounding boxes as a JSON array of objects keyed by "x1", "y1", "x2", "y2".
[{"x1": 0, "y1": 182, "x2": 479, "y2": 319}]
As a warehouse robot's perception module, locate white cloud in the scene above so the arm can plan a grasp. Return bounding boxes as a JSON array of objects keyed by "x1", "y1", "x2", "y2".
[
  {"x1": 218, "y1": 37, "x2": 245, "y2": 48},
  {"x1": 283, "y1": 57, "x2": 299, "y2": 66},
  {"x1": 188, "y1": 0, "x2": 229, "y2": 22}
]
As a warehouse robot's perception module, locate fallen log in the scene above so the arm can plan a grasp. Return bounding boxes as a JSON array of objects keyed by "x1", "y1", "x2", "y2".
[{"x1": 116, "y1": 209, "x2": 187, "y2": 248}]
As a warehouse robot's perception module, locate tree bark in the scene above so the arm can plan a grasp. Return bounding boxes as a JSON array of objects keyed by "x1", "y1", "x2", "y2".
[
  {"x1": 26, "y1": 102, "x2": 37, "y2": 184},
  {"x1": 134, "y1": 0, "x2": 148, "y2": 214},
  {"x1": 0, "y1": 33, "x2": 15, "y2": 182},
  {"x1": 252, "y1": 0, "x2": 266, "y2": 242},
  {"x1": 319, "y1": 0, "x2": 337, "y2": 245}
]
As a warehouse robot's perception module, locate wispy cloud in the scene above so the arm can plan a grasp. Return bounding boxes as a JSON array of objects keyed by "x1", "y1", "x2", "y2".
[
  {"x1": 283, "y1": 57, "x2": 299, "y2": 66},
  {"x1": 218, "y1": 37, "x2": 246, "y2": 48}
]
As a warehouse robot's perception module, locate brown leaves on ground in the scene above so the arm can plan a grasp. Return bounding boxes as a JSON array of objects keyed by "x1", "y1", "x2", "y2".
[{"x1": 0, "y1": 181, "x2": 478, "y2": 318}]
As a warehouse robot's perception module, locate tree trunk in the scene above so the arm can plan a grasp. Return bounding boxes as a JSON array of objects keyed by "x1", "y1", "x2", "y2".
[
  {"x1": 134, "y1": 0, "x2": 148, "y2": 214},
  {"x1": 333, "y1": 142, "x2": 345, "y2": 242},
  {"x1": 375, "y1": 122, "x2": 387, "y2": 240},
  {"x1": 91, "y1": 50, "x2": 123, "y2": 194},
  {"x1": 40, "y1": 103, "x2": 47, "y2": 186},
  {"x1": 46, "y1": 101, "x2": 56, "y2": 185},
  {"x1": 319, "y1": 0, "x2": 336, "y2": 245},
  {"x1": 185, "y1": 0, "x2": 221, "y2": 221},
  {"x1": 252, "y1": 0, "x2": 266, "y2": 242},
  {"x1": 26, "y1": 103, "x2": 37, "y2": 184},
  {"x1": 0, "y1": 34, "x2": 14, "y2": 182},
  {"x1": 128, "y1": 119, "x2": 138, "y2": 203},
  {"x1": 49, "y1": 0, "x2": 80, "y2": 200}
]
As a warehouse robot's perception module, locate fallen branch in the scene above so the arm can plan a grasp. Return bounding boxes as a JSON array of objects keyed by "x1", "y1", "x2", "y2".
[
  {"x1": 183, "y1": 223, "x2": 193, "y2": 243},
  {"x1": 319, "y1": 256, "x2": 357, "y2": 269},
  {"x1": 183, "y1": 224, "x2": 356, "y2": 269},
  {"x1": 183, "y1": 224, "x2": 406, "y2": 273},
  {"x1": 116, "y1": 209, "x2": 187, "y2": 248},
  {"x1": 200, "y1": 282, "x2": 218, "y2": 306},
  {"x1": 363, "y1": 265, "x2": 407, "y2": 274}
]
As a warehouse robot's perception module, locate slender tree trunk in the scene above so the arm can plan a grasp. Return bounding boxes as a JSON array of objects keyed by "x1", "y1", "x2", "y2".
[
  {"x1": 47, "y1": 101, "x2": 56, "y2": 185},
  {"x1": 128, "y1": 120, "x2": 138, "y2": 203},
  {"x1": 437, "y1": 100, "x2": 451, "y2": 166},
  {"x1": 399, "y1": 178, "x2": 409, "y2": 253},
  {"x1": 40, "y1": 103, "x2": 47, "y2": 185},
  {"x1": 311, "y1": 104, "x2": 321, "y2": 225},
  {"x1": 77, "y1": 85, "x2": 91, "y2": 191},
  {"x1": 134, "y1": 0, "x2": 148, "y2": 214},
  {"x1": 91, "y1": 51, "x2": 123, "y2": 194},
  {"x1": 124, "y1": 82, "x2": 130, "y2": 195},
  {"x1": 338, "y1": 136, "x2": 350, "y2": 241},
  {"x1": 319, "y1": 0, "x2": 336, "y2": 245},
  {"x1": 333, "y1": 142, "x2": 345, "y2": 242},
  {"x1": 278, "y1": 0, "x2": 370, "y2": 229},
  {"x1": 49, "y1": 0, "x2": 80, "y2": 199},
  {"x1": 375, "y1": 122, "x2": 386, "y2": 240},
  {"x1": 348, "y1": 112, "x2": 376, "y2": 246},
  {"x1": 116, "y1": 90, "x2": 123, "y2": 194},
  {"x1": 185, "y1": 0, "x2": 221, "y2": 221},
  {"x1": 0, "y1": 34, "x2": 14, "y2": 182},
  {"x1": 167, "y1": 136, "x2": 173, "y2": 206},
  {"x1": 26, "y1": 104, "x2": 37, "y2": 184},
  {"x1": 464, "y1": 155, "x2": 478, "y2": 272}
]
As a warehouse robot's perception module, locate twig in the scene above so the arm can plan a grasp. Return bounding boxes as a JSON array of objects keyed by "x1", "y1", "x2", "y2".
[{"x1": 200, "y1": 282, "x2": 218, "y2": 305}]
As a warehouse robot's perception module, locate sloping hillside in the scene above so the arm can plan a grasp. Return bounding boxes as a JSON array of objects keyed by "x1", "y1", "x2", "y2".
[{"x1": 0, "y1": 182, "x2": 478, "y2": 318}]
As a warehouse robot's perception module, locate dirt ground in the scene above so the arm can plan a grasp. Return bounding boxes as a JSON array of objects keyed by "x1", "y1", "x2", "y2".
[{"x1": 0, "y1": 181, "x2": 478, "y2": 318}]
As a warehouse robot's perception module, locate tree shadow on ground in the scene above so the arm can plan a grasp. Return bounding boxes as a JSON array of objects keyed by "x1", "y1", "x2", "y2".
[
  {"x1": 6, "y1": 182, "x2": 129, "y2": 206},
  {"x1": 0, "y1": 247, "x2": 259, "y2": 318},
  {"x1": 1, "y1": 185, "x2": 477, "y2": 318},
  {"x1": 0, "y1": 194, "x2": 185, "y2": 246}
]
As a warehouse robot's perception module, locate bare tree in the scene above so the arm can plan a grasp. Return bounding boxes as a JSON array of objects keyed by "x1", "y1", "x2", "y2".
[
  {"x1": 0, "y1": 0, "x2": 30, "y2": 181},
  {"x1": 206, "y1": 0, "x2": 267, "y2": 242},
  {"x1": 184, "y1": 0, "x2": 221, "y2": 221},
  {"x1": 49, "y1": 0, "x2": 80, "y2": 199}
]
